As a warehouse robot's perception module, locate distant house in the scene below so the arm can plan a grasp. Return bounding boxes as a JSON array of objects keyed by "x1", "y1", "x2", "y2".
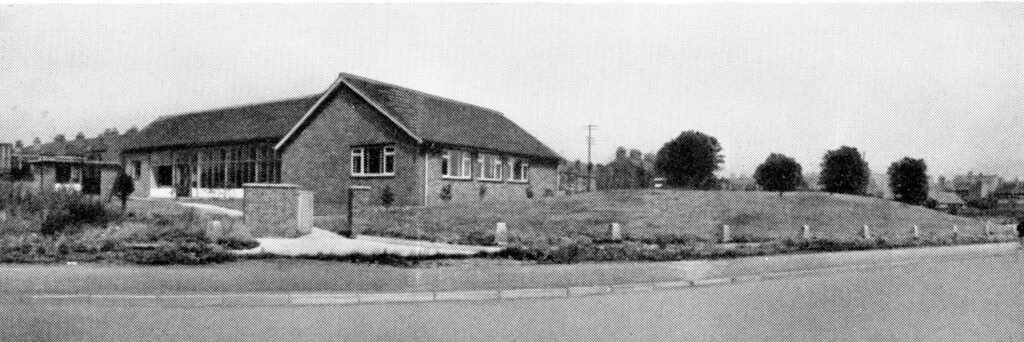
[
  {"x1": 120, "y1": 73, "x2": 562, "y2": 209},
  {"x1": 929, "y1": 191, "x2": 966, "y2": 214},
  {"x1": 558, "y1": 160, "x2": 594, "y2": 194},
  {"x1": 1, "y1": 129, "x2": 133, "y2": 198},
  {"x1": 939, "y1": 173, "x2": 1001, "y2": 201},
  {"x1": 595, "y1": 148, "x2": 654, "y2": 190}
]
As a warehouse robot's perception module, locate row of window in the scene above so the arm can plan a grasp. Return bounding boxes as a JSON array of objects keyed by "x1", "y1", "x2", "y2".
[
  {"x1": 441, "y1": 149, "x2": 530, "y2": 182},
  {"x1": 348, "y1": 146, "x2": 531, "y2": 182},
  {"x1": 150, "y1": 144, "x2": 282, "y2": 188}
]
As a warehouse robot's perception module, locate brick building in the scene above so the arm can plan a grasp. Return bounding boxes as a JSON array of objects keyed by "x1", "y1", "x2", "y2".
[
  {"x1": 2, "y1": 129, "x2": 134, "y2": 198},
  {"x1": 121, "y1": 73, "x2": 562, "y2": 209}
]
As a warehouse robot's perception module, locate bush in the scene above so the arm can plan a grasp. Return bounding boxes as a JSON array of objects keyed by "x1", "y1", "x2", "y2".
[
  {"x1": 439, "y1": 184, "x2": 452, "y2": 202},
  {"x1": 654, "y1": 130, "x2": 723, "y2": 189},
  {"x1": 40, "y1": 196, "x2": 111, "y2": 236},
  {"x1": 216, "y1": 234, "x2": 259, "y2": 250},
  {"x1": 123, "y1": 241, "x2": 235, "y2": 265},
  {"x1": 381, "y1": 186, "x2": 395, "y2": 207},
  {"x1": 525, "y1": 187, "x2": 535, "y2": 199}
]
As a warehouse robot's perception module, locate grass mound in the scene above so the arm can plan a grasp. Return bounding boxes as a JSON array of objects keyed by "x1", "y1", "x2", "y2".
[{"x1": 333, "y1": 190, "x2": 995, "y2": 246}]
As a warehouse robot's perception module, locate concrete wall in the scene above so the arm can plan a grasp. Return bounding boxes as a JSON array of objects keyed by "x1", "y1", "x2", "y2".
[
  {"x1": 280, "y1": 85, "x2": 421, "y2": 214},
  {"x1": 242, "y1": 183, "x2": 313, "y2": 237}
]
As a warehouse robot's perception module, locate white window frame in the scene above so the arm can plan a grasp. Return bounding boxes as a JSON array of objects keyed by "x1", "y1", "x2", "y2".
[
  {"x1": 351, "y1": 145, "x2": 395, "y2": 177},
  {"x1": 509, "y1": 158, "x2": 530, "y2": 182},
  {"x1": 441, "y1": 149, "x2": 472, "y2": 180},
  {"x1": 479, "y1": 153, "x2": 502, "y2": 182}
]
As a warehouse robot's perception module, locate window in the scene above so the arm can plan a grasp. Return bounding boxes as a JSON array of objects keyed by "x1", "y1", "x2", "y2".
[
  {"x1": 510, "y1": 158, "x2": 529, "y2": 182},
  {"x1": 441, "y1": 150, "x2": 471, "y2": 179},
  {"x1": 55, "y1": 165, "x2": 72, "y2": 183},
  {"x1": 479, "y1": 153, "x2": 502, "y2": 181},
  {"x1": 351, "y1": 145, "x2": 395, "y2": 176},
  {"x1": 132, "y1": 161, "x2": 142, "y2": 179},
  {"x1": 155, "y1": 165, "x2": 173, "y2": 187}
]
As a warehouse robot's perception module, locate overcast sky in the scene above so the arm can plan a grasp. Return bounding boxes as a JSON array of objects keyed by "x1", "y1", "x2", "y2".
[{"x1": 2, "y1": 4, "x2": 1023, "y2": 178}]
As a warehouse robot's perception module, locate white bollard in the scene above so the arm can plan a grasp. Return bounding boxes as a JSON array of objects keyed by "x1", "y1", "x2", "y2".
[
  {"x1": 801, "y1": 225, "x2": 811, "y2": 239},
  {"x1": 609, "y1": 223, "x2": 622, "y2": 241},
  {"x1": 912, "y1": 225, "x2": 920, "y2": 239},
  {"x1": 206, "y1": 220, "x2": 223, "y2": 241},
  {"x1": 720, "y1": 224, "x2": 731, "y2": 243},
  {"x1": 952, "y1": 225, "x2": 959, "y2": 237},
  {"x1": 862, "y1": 225, "x2": 871, "y2": 239},
  {"x1": 495, "y1": 222, "x2": 508, "y2": 246},
  {"x1": 985, "y1": 220, "x2": 992, "y2": 236}
]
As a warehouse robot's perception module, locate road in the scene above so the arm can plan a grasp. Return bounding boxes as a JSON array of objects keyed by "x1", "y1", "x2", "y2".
[{"x1": 3, "y1": 252, "x2": 1023, "y2": 341}]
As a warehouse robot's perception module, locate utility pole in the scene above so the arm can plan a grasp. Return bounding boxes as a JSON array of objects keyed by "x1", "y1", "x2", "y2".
[{"x1": 585, "y1": 124, "x2": 597, "y2": 192}]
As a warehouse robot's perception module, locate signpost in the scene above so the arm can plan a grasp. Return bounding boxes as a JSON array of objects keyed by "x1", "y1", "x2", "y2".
[{"x1": 347, "y1": 186, "x2": 371, "y2": 238}]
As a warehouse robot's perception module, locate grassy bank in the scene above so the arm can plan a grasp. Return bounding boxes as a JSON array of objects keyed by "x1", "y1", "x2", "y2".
[{"x1": 323, "y1": 190, "x2": 997, "y2": 247}]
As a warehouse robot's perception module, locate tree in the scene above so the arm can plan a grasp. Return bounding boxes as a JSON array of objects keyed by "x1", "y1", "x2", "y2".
[
  {"x1": 110, "y1": 171, "x2": 135, "y2": 212},
  {"x1": 754, "y1": 153, "x2": 804, "y2": 196},
  {"x1": 819, "y1": 146, "x2": 870, "y2": 195},
  {"x1": 887, "y1": 157, "x2": 929, "y2": 205},
  {"x1": 654, "y1": 130, "x2": 723, "y2": 189}
]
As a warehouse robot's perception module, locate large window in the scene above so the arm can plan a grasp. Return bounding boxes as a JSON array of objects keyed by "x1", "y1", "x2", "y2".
[
  {"x1": 157, "y1": 143, "x2": 280, "y2": 190},
  {"x1": 351, "y1": 145, "x2": 395, "y2": 176},
  {"x1": 510, "y1": 158, "x2": 529, "y2": 182},
  {"x1": 155, "y1": 165, "x2": 173, "y2": 187},
  {"x1": 479, "y1": 153, "x2": 502, "y2": 181},
  {"x1": 441, "y1": 150, "x2": 471, "y2": 179},
  {"x1": 55, "y1": 165, "x2": 73, "y2": 184}
]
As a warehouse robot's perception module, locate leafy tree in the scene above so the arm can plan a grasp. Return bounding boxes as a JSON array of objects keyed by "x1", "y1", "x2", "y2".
[
  {"x1": 111, "y1": 171, "x2": 135, "y2": 212},
  {"x1": 819, "y1": 146, "x2": 870, "y2": 195},
  {"x1": 754, "y1": 153, "x2": 804, "y2": 196},
  {"x1": 654, "y1": 130, "x2": 723, "y2": 189},
  {"x1": 888, "y1": 157, "x2": 929, "y2": 205}
]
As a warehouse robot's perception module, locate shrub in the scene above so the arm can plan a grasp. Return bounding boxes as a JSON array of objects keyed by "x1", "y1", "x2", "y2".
[
  {"x1": 543, "y1": 189, "x2": 554, "y2": 197},
  {"x1": 819, "y1": 146, "x2": 871, "y2": 195},
  {"x1": 479, "y1": 185, "x2": 487, "y2": 199},
  {"x1": 754, "y1": 153, "x2": 804, "y2": 196},
  {"x1": 439, "y1": 184, "x2": 452, "y2": 202},
  {"x1": 216, "y1": 234, "x2": 260, "y2": 250},
  {"x1": 123, "y1": 241, "x2": 235, "y2": 265},
  {"x1": 525, "y1": 186, "x2": 535, "y2": 199},
  {"x1": 40, "y1": 196, "x2": 111, "y2": 236},
  {"x1": 381, "y1": 186, "x2": 395, "y2": 207}
]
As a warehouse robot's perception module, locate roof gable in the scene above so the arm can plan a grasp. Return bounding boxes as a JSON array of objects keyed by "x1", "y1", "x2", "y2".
[{"x1": 337, "y1": 74, "x2": 561, "y2": 160}]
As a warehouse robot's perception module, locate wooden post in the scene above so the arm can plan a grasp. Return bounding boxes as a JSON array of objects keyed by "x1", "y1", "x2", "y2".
[
  {"x1": 985, "y1": 220, "x2": 992, "y2": 236},
  {"x1": 609, "y1": 223, "x2": 622, "y2": 241},
  {"x1": 862, "y1": 225, "x2": 871, "y2": 239},
  {"x1": 801, "y1": 225, "x2": 811, "y2": 239},
  {"x1": 912, "y1": 225, "x2": 920, "y2": 239},
  {"x1": 952, "y1": 225, "x2": 959, "y2": 238},
  {"x1": 720, "y1": 224, "x2": 731, "y2": 243},
  {"x1": 495, "y1": 222, "x2": 508, "y2": 246}
]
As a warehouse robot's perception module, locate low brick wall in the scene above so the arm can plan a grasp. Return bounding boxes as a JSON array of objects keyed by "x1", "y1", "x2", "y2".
[{"x1": 243, "y1": 183, "x2": 313, "y2": 237}]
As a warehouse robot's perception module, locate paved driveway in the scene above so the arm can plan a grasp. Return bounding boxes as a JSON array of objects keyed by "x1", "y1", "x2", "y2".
[{"x1": 4, "y1": 252, "x2": 1023, "y2": 341}]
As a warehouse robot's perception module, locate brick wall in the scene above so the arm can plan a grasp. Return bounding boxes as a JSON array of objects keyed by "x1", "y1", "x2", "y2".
[
  {"x1": 422, "y1": 151, "x2": 559, "y2": 206},
  {"x1": 280, "y1": 85, "x2": 421, "y2": 214},
  {"x1": 242, "y1": 183, "x2": 312, "y2": 237}
]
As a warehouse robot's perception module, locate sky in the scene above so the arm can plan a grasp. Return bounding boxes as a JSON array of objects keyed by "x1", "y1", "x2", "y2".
[{"x1": 1, "y1": 4, "x2": 1023, "y2": 178}]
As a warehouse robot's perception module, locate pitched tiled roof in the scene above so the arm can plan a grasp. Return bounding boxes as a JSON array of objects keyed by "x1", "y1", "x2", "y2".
[
  {"x1": 128, "y1": 73, "x2": 561, "y2": 160},
  {"x1": 339, "y1": 74, "x2": 560, "y2": 160},
  {"x1": 123, "y1": 96, "x2": 320, "y2": 151}
]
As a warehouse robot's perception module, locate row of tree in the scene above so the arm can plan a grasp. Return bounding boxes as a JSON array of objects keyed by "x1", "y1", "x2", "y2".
[{"x1": 654, "y1": 130, "x2": 929, "y2": 205}]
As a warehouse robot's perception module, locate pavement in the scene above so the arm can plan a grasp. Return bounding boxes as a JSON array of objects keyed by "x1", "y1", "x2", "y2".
[
  {"x1": 3, "y1": 242, "x2": 1018, "y2": 308},
  {"x1": 177, "y1": 202, "x2": 243, "y2": 218},
  {"x1": 236, "y1": 228, "x2": 501, "y2": 257},
  {"x1": 5, "y1": 251, "x2": 1024, "y2": 341}
]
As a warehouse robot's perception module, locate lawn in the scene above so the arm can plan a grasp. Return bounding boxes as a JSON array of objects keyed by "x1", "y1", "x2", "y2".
[{"x1": 324, "y1": 190, "x2": 1001, "y2": 245}]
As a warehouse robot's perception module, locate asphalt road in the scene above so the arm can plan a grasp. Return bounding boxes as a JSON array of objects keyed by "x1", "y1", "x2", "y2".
[{"x1": 4, "y1": 252, "x2": 1023, "y2": 341}]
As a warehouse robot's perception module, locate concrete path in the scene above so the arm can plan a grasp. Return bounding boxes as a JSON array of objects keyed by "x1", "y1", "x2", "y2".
[
  {"x1": 238, "y1": 228, "x2": 499, "y2": 257},
  {"x1": 177, "y1": 202, "x2": 243, "y2": 218}
]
